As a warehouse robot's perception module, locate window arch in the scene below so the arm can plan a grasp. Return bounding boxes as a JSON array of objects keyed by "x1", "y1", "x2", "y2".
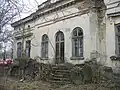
[
  {"x1": 56, "y1": 31, "x2": 64, "y2": 42},
  {"x1": 72, "y1": 27, "x2": 83, "y2": 57},
  {"x1": 41, "y1": 34, "x2": 48, "y2": 58}
]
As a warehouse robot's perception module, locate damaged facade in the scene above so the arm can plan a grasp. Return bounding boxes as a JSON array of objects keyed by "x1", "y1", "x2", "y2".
[
  {"x1": 105, "y1": 0, "x2": 120, "y2": 67},
  {"x1": 11, "y1": 0, "x2": 120, "y2": 67}
]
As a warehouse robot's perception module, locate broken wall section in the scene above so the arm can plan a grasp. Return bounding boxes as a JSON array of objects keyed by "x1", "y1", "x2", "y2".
[{"x1": 88, "y1": 0, "x2": 107, "y2": 65}]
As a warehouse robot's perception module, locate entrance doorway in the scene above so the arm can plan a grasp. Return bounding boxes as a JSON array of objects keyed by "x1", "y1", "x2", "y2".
[{"x1": 55, "y1": 31, "x2": 65, "y2": 64}]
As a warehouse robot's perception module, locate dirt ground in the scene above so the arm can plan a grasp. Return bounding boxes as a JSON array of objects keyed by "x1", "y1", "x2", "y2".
[{"x1": 0, "y1": 77, "x2": 116, "y2": 90}]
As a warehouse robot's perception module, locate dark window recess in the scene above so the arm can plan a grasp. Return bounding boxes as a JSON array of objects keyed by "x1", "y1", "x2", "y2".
[
  {"x1": 26, "y1": 40, "x2": 31, "y2": 57},
  {"x1": 72, "y1": 27, "x2": 83, "y2": 57},
  {"x1": 17, "y1": 42, "x2": 22, "y2": 58},
  {"x1": 116, "y1": 25, "x2": 120, "y2": 55},
  {"x1": 41, "y1": 34, "x2": 48, "y2": 58}
]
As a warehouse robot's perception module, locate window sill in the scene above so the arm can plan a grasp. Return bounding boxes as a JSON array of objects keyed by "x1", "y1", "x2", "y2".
[
  {"x1": 41, "y1": 57, "x2": 49, "y2": 60},
  {"x1": 110, "y1": 56, "x2": 120, "y2": 61},
  {"x1": 70, "y1": 57, "x2": 84, "y2": 60}
]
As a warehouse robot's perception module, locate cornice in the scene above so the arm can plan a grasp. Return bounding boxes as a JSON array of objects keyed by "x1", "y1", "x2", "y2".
[
  {"x1": 107, "y1": 11, "x2": 120, "y2": 17},
  {"x1": 13, "y1": 8, "x2": 89, "y2": 37},
  {"x1": 37, "y1": 8, "x2": 89, "y2": 28},
  {"x1": 15, "y1": 33, "x2": 33, "y2": 40},
  {"x1": 11, "y1": 0, "x2": 84, "y2": 27}
]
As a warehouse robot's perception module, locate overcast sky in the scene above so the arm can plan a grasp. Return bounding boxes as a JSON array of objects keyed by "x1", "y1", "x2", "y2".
[
  {"x1": 20, "y1": 0, "x2": 47, "y2": 19},
  {"x1": 3, "y1": 0, "x2": 47, "y2": 51}
]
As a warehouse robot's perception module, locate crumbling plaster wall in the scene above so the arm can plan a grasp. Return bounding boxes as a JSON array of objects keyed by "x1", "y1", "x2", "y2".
[
  {"x1": 88, "y1": 0, "x2": 107, "y2": 66},
  {"x1": 32, "y1": 14, "x2": 91, "y2": 65},
  {"x1": 31, "y1": 0, "x2": 107, "y2": 64},
  {"x1": 13, "y1": 0, "x2": 109, "y2": 65},
  {"x1": 13, "y1": 1, "x2": 92, "y2": 64},
  {"x1": 105, "y1": 0, "x2": 120, "y2": 67}
]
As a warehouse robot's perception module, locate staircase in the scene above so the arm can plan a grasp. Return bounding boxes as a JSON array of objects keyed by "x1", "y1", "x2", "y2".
[{"x1": 49, "y1": 64, "x2": 72, "y2": 84}]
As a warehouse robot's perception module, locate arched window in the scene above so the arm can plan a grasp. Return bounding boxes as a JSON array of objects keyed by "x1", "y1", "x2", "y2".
[
  {"x1": 72, "y1": 27, "x2": 83, "y2": 57},
  {"x1": 41, "y1": 34, "x2": 48, "y2": 58},
  {"x1": 55, "y1": 31, "x2": 64, "y2": 64}
]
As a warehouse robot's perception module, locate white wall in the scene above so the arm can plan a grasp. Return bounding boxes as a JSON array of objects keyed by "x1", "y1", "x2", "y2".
[
  {"x1": 106, "y1": 16, "x2": 120, "y2": 67},
  {"x1": 104, "y1": 0, "x2": 120, "y2": 5},
  {"x1": 31, "y1": 13, "x2": 90, "y2": 64},
  {"x1": 105, "y1": 0, "x2": 120, "y2": 67},
  {"x1": 13, "y1": 2, "x2": 99, "y2": 65}
]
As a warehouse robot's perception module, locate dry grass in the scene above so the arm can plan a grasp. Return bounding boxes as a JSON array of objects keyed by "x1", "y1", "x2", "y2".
[{"x1": 0, "y1": 77, "x2": 115, "y2": 90}]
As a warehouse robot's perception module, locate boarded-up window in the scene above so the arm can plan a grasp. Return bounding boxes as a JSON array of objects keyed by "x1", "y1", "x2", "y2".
[
  {"x1": 41, "y1": 34, "x2": 48, "y2": 58},
  {"x1": 17, "y1": 42, "x2": 22, "y2": 57},
  {"x1": 72, "y1": 27, "x2": 83, "y2": 57},
  {"x1": 26, "y1": 40, "x2": 31, "y2": 57}
]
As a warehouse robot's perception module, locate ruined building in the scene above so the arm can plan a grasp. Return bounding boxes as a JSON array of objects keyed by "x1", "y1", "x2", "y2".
[{"x1": 11, "y1": 0, "x2": 120, "y2": 68}]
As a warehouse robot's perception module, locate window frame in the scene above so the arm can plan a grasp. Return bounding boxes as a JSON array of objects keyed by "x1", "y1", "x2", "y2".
[
  {"x1": 71, "y1": 27, "x2": 84, "y2": 60},
  {"x1": 17, "y1": 42, "x2": 22, "y2": 58},
  {"x1": 41, "y1": 34, "x2": 49, "y2": 59},
  {"x1": 115, "y1": 24, "x2": 120, "y2": 56},
  {"x1": 55, "y1": 31, "x2": 65, "y2": 64},
  {"x1": 25, "y1": 40, "x2": 31, "y2": 58}
]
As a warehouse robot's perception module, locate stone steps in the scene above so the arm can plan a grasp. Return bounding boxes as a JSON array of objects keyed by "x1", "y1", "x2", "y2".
[
  {"x1": 52, "y1": 77, "x2": 70, "y2": 81},
  {"x1": 48, "y1": 80, "x2": 71, "y2": 84},
  {"x1": 49, "y1": 64, "x2": 72, "y2": 84},
  {"x1": 51, "y1": 73, "x2": 70, "y2": 78}
]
